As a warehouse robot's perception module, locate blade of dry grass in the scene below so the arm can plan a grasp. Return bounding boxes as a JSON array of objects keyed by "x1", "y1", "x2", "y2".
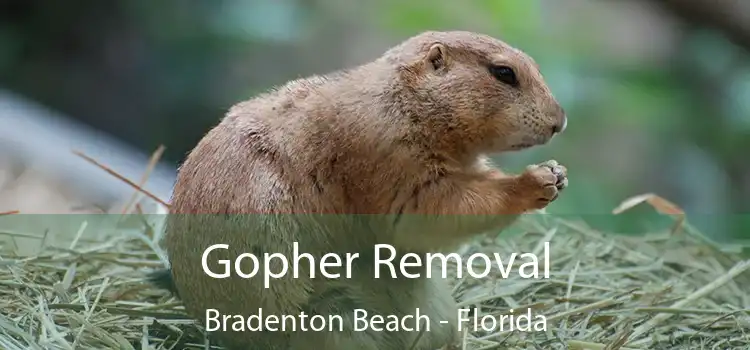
[
  {"x1": 120, "y1": 145, "x2": 166, "y2": 214},
  {"x1": 72, "y1": 150, "x2": 170, "y2": 208}
]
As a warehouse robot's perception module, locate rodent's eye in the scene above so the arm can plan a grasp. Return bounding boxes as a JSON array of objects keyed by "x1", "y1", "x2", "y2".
[{"x1": 489, "y1": 65, "x2": 518, "y2": 87}]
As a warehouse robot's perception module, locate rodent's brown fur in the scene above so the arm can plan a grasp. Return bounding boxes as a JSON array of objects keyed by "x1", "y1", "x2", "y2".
[{"x1": 157, "y1": 31, "x2": 568, "y2": 350}]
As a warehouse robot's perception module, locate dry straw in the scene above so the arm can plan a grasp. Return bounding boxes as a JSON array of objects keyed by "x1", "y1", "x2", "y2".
[{"x1": 1, "y1": 149, "x2": 749, "y2": 350}]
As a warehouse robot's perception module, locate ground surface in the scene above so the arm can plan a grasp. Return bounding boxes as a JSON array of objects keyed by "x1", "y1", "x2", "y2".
[{"x1": 1, "y1": 211, "x2": 748, "y2": 350}]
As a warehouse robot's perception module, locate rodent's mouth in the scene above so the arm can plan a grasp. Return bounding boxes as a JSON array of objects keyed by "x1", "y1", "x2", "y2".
[
  {"x1": 502, "y1": 131, "x2": 555, "y2": 152},
  {"x1": 507, "y1": 134, "x2": 553, "y2": 151},
  {"x1": 508, "y1": 143, "x2": 534, "y2": 150}
]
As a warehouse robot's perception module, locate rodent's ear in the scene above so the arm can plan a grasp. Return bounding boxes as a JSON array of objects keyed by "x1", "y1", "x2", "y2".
[{"x1": 424, "y1": 43, "x2": 449, "y2": 71}]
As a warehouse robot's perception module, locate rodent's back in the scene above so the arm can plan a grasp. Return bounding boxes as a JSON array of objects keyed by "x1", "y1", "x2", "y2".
[{"x1": 183, "y1": 80, "x2": 415, "y2": 209}]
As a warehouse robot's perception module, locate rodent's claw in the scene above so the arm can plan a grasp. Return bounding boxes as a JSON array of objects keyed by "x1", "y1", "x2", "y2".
[
  {"x1": 519, "y1": 159, "x2": 568, "y2": 209},
  {"x1": 540, "y1": 160, "x2": 567, "y2": 191}
]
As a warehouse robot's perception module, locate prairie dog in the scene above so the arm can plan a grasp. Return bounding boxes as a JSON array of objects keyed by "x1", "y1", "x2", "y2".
[{"x1": 151, "y1": 30, "x2": 568, "y2": 350}]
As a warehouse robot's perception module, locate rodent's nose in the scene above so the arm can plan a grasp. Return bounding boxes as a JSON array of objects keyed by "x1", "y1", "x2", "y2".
[{"x1": 552, "y1": 115, "x2": 567, "y2": 135}]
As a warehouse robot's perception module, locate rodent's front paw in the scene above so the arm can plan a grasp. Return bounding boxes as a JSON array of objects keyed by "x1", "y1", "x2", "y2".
[{"x1": 518, "y1": 159, "x2": 567, "y2": 210}]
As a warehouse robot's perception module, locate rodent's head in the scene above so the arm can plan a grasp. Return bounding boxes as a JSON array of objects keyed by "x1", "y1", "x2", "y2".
[{"x1": 382, "y1": 31, "x2": 567, "y2": 154}]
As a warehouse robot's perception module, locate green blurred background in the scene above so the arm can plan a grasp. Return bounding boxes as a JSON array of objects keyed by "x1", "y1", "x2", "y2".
[{"x1": 1, "y1": 0, "x2": 749, "y2": 242}]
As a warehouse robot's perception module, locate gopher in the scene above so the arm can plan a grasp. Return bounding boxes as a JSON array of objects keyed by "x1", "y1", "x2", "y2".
[{"x1": 150, "y1": 30, "x2": 568, "y2": 350}]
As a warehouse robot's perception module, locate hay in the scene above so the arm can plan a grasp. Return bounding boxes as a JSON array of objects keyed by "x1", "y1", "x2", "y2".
[{"x1": 1, "y1": 210, "x2": 749, "y2": 350}]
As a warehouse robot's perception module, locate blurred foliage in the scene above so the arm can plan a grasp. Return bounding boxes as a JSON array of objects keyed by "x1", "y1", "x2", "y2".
[{"x1": 0, "y1": 0, "x2": 749, "y2": 243}]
